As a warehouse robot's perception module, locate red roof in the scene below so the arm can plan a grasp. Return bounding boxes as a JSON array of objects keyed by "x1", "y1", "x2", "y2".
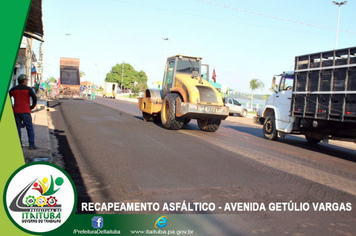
[{"x1": 80, "y1": 81, "x2": 93, "y2": 86}]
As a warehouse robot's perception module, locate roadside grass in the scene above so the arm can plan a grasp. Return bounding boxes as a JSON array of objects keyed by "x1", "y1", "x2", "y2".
[{"x1": 122, "y1": 94, "x2": 136, "y2": 98}]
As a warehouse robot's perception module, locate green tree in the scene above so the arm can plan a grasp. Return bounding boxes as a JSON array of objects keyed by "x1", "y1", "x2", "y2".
[
  {"x1": 132, "y1": 82, "x2": 148, "y2": 96},
  {"x1": 46, "y1": 77, "x2": 57, "y2": 83},
  {"x1": 80, "y1": 71, "x2": 85, "y2": 78},
  {"x1": 105, "y1": 63, "x2": 148, "y2": 92},
  {"x1": 249, "y1": 79, "x2": 264, "y2": 109}
]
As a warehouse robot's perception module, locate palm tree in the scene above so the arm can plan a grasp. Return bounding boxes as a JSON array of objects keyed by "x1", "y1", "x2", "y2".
[{"x1": 249, "y1": 79, "x2": 264, "y2": 110}]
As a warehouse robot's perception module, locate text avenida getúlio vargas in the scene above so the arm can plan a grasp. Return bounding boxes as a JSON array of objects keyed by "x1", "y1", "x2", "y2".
[{"x1": 81, "y1": 201, "x2": 352, "y2": 212}]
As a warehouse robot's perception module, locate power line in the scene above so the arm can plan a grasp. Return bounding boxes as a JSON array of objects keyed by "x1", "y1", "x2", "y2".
[
  {"x1": 197, "y1": 0, "x2": 356, "y2": 34},
  {"x1": 114, "y1": 0, "x2": 343, "y2": 37}
]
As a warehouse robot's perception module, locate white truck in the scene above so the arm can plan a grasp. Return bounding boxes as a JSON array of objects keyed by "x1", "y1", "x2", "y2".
[
  {"x1": 102, "y1": 82, "x2": 118, "y2": 99},
  {"x1": 254, "y1": 46, "x2": 356, "y2": 143}
]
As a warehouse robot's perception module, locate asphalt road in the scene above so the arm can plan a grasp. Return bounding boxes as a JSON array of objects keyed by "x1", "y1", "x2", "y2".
[{"x1": 49, "y1": 97, "x2": 356, "y2": 236}]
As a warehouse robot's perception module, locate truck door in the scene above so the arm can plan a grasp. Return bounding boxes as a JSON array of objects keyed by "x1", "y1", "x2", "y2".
[{"x1": 275, "y1": 75, "x2": 294, "y2": 122}]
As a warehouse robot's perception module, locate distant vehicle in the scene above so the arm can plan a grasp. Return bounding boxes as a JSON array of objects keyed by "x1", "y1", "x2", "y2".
[
  {"x1": 102, "y1": 82, "x2": 118, "y2": 99},
  {"x1": 58, "y1": 57, "x2": 80, "y2": 98},
  {"x1": 223, "y1": 98, "x2": 248, "y2": 117}
]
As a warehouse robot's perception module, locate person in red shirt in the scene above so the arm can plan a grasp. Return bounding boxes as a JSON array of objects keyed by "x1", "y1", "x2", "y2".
[{"x1": 9, "y1": 74, "x2": 38, "y2": 149}]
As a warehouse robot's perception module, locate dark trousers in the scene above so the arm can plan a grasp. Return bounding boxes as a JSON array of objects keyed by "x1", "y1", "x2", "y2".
[{"x1": 14, "y1": 113, "x2": 35, "y2": 147}]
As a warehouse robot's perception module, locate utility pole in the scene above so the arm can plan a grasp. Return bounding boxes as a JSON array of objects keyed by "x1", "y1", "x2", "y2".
[
  {"x1": 25, "y1": 37, "x2": 33, "y2": 86},
  {"x1": 332, "y1": 1, "x2": 347, "y2": 49},
  {"x1": 121, "y1": 62, "x2": 125, "y2": 93},
  {"x1": 38, "y1": 43, "x2": 43, "y2": 83}
]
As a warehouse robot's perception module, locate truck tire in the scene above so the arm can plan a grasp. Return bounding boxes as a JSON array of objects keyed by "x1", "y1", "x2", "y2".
[
  {"x1": 197, "y1": 119, "x2": 221, "y2": 132},
  {"x1": 263, "y1": 114, "x2": 278, "y2": 140},
  {"x1": 161, "y1": 93, "x2": 184, "y2": 130},
  {"x1": 142, "y1": 111, "x2": 153, "y2": 122},
  {"x1": 305, "y1": 135, "x2": 321, "y2": 144}
]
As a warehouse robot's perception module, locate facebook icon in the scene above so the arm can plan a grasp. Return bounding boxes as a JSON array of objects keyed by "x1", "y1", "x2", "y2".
[{"x1": 92, "y1": 216, "x2": 104, "y2": 229}]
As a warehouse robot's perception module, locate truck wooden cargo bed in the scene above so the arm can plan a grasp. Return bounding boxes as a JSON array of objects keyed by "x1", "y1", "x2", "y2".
[{"x1": 292, "y1": 47, "x2": 356, "y2": 123}]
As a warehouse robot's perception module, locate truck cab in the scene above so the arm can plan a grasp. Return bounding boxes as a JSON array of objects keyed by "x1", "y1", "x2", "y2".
[{"x1": 255, "y1": 71, "x2": 297, "y2": 140}]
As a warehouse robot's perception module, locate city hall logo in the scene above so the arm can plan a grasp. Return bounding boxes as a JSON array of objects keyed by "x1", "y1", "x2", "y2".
[{"x1": 4, "y1": 162, "x2": 77, "y2": 234}]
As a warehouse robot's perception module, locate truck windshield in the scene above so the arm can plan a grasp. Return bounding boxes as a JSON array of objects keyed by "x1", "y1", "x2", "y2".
[{"x1": 176, "y1": 60, "x2": 200, "y2": 74}]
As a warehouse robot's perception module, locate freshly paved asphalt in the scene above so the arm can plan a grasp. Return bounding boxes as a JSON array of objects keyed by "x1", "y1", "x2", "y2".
[{"x1": 49, "y1": 97, "x2": 356, "y2": 236}]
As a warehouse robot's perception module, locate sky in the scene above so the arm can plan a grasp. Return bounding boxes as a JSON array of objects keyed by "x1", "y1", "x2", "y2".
[{"x1": 40, "y1": 0, "x2": 356, "y2": 94}]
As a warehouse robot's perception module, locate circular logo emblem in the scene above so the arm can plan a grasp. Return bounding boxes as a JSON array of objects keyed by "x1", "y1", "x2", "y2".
[{"x1": 3, "y1": 162, "x2": 77, "y2": 234}]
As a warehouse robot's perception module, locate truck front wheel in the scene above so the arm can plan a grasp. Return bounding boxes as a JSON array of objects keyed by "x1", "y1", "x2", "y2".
[
  {"x1": 263, "y1": 114, "x2": 278, "y2": 140},
  {"x1": 197, "y1": 119, "x2": 221, "y2": 132},
  {"x1": 161, "y1": 93, "x2": 184, "y2": 130}
]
